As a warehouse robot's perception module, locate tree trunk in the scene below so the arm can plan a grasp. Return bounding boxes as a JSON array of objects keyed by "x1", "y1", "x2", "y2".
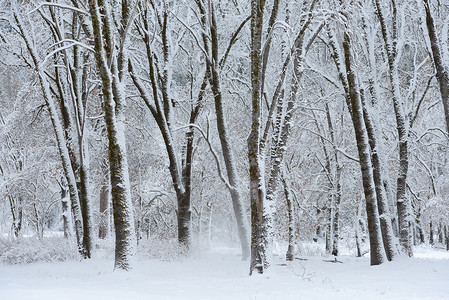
[
  {"x1": 281, "y1": 172, "x2": 295, "y2": 261},
  {"x1": 324, "y1": 103, "x2": 342, "y2": 257},
  {"x1": 329, "y1": 24, "x2": 386, "y2": 265},
  {"x1": 374, "y1": 0, "x2": 412, "y2": 256},
  {"x1": 361, "y1": 90, "x2": 398, "y2": 261},
  {"x1": 331, "y1": 168, "x2": 342, "y2": 257},
  {"x1": 99, "y1": 185, "x2": 109, "y2": 239},
  {"x1": 430, "y1": 221, "x2": 434, "y2": 245},
  {"x1": 342, "y1": 30, "x2": 386, "y2": 265},
  {"x1": 415, "y1": 207, "x2": 425, "y2": 244},
  {"x1": 384, "y1": 179, "x2": 399, "y2": 237},
  {"x1": 89, "y1": 0, "x2": 137, "y2": 270},
  {"x1": 355, "y1": 201, "x2": 363, "y2": 257},
  {"x1": 12, "y1": 10, "x2": 86, "y2": 255},
  {"x1": 444, "y1": 225, "x2": 449, "y2": 251},
  {"x1": 438, "y1": 223, "x2": 444, "y2": 244},
  {"x1": 206, "y1": 4, "x2": 250, "y2": 259},
  {"x1": 249, "y1": 0, "x2": 268, "y2": 275},
  {"x1": 60, "y1": 185, "x2": 71, "y2": 239},
  {"x1": 423, "y1": 0, "x2": 449, "y2": 132}
]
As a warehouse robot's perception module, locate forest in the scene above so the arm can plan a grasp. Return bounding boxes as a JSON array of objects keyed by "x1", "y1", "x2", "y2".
[{"x1": 0, "y1": 0, "x2": 448, "y2": 298}]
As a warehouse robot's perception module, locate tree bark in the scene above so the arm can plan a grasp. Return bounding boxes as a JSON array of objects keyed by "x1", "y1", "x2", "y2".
[
  {"x1": 423, "y1": 0, "x2": 449, "y2": 132},
  {"x1": 89, "y1": 0, "x2": 137, "y2": 270},
  {"x1": 342, "y1": 30, "x2": 386, "y2": 265},
  {"x1": 329, "y1": 25, "x2": 386, "y2": 265},
  {"x1": 99, "y1": 185, "x2": 109, "y2": 239},
  {"x1": 361, "y1": 90, "x2": 398, "y2": 261},
  {"x1": 374, "y1": 0, "x2": 412, "y2": 256},
  {"x1": 204, "y1": 3, "x2": 250, "y2": 260},
  {"x1": 12, "y1": 9, "x2": 85, "y2": 255},
  {"x1": 281, "y1": 171, "x2": 295, "y2": 261},
  {"x1": 249, "y1": 0, "x2": 268, "y2": 275},
  {"x1": 325, "y1": 104, "x2": 342, "y2": 257},
  {"x1": 430, "y1": 221, "x2": 434, "y2": 245}
]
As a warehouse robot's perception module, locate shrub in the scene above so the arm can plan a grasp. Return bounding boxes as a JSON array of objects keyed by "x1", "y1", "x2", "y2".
[{"x1": 0, "y1": 236, "x2": 80, "y2": 265}]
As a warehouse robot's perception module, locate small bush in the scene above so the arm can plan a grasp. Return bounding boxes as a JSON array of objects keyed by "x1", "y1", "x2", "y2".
[
  {"x1": 0, "y1": 236, "x2": 80, "y2": 265},
  {"x1": 137, "y1": 237, "x2": 188, "y2": 261}
]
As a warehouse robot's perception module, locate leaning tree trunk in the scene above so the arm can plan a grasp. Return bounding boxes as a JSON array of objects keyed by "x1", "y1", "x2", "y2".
[
  {"x1": 12, "y1": 10, "x2": 85, "y2": 255},
  {"x1": 329, "y1": 25, "x2": 386, "y2": 265},
  {"x1": 423, "y1": 0, "x2": 449, "y2": 132},
  {"x1": 374, "y1": 0, "x2": 412, "y2": 256},
  {"x1": 204, "y1": 2, "x2": 250, "y2": 260},
  {"x1": 342, "y1": 30, "x2": 386, "y2": 265},
  {"x1": 361, "y1": 90, "x2": 398, "y2": 261}
]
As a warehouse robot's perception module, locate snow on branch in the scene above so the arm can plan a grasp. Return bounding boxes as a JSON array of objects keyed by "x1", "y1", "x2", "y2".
[
  {"x1": 173, "y1": 123, "x2": 233, "y2": 191},
  {"x1": 40, "y1": 40, "x2": 94, "y2": 68},
  {"x1": 29, "y1": 2, "x2": 88, "y2": 15}
]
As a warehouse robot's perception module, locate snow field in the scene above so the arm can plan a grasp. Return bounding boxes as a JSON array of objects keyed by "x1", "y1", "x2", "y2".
[{"x1": 0, "y1": 245, "x2": 448, "y2": 300}]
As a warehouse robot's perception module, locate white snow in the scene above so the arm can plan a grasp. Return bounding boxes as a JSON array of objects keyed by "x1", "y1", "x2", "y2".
[{"x1": 0, "y1": 245, "x2": 448, "y2": 300}]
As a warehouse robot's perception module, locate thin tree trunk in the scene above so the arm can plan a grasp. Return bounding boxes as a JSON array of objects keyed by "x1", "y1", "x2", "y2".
[
  {"x1": 329, "y1": 25, "x2": 386, "y2": 265},
  {"x1": 444, "y1": 225, "x2": 449, "y2": 251},
  {"x1": 326, "y1": 104, "x2": 342, "y2": 257},
  {"x1": 12, "y1": 10, "x2": 85, "y2": 255},
  {"x1": 384, "y1": 179, "x2": 399, "y2": 237},
  {"x1": 415, "y1": 206, "x2": 425, "y2": 244},
  {"x1": 438, "y1": 223, "x2": 444, "y2": 244},
  {"x1": 205, "y1": 3, "x2": 250, "y2": 260},
  {"x1": 355, "y1": 201, "x2": 363, "y2": 257},
  {"x1": 99, "y1": 185, "x2": 109, "y2": 239},
  {"x1": 281, "y1": 171, "x2": 295, "y2": 261},
  {"x1": 59, "y1": 184, "x2": 71, "y2": 239},
  {"x1": 430, "y1": 220, "x2": 434, "y2": 245}
]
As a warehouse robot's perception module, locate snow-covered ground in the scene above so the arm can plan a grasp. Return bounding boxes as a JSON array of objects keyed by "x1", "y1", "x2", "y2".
[{"x1": 0, "y1": 245, "x2": 448, "y2": 300}]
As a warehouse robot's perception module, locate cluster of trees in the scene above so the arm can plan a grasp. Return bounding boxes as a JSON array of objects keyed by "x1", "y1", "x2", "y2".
[{"x1": 0, "y1": 0, "x2": 448, "y2": 273}]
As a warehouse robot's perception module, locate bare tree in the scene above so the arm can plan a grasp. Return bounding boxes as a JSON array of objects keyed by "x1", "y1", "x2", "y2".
[
  {"x1": 423, "y1": 0, "x2": 449, "y2": 132},
  {"x1": 329, "y1": 20, "x2": 386, "y2": 265},
  {"x1": 88, "y1": 0, "x2": 137, "y2": 270},
  {"x1": 374, "y1": 0, "x2": 412, "y2": 256}
]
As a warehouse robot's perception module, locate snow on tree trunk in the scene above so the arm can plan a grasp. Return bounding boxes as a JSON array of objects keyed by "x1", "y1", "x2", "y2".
[
  {"x1": 88, "y1": 0, "x2": 136, "y2": 270},
  {"x1": 342, "y1": 30, "x2": 386, "y2": 266},
  {"x1": 12, "y1": 10, "x2": 85, "y2": 255},
  {"x1": 128, "y1": 4, "x2": 198, "y2": 249},
  {"x1": 361, "y1": 90, "x2": 399, "y2": 261},
  {"x1": 99, "y1": 185, "x2": 109, "y2": 239},
  {"x1": 329, "y1": 25, "x2": 386, "y2": 265},
  {"x1": 325, "y1": 104, "x2": 342, "y2": 257},
  {"x1": 59, "y1": 184, "x2": 71, "y2": 239},
  {"x1": 281, "y1": 171, "x2": 295, "y2": 261},
  {"x1": 374, "y1": 0, "x2": 412, "y2": 257},
  {"x1": 210, "y1": 72, "x2": 250, "y2": 260},
  {"x1": 423, "y1": 0, "x2": 449, "y2": 133},
  {"x1": 384, "y1": 179, "x2": 399, "y2": 237},
  {"x1": 205, "y1": 3, "x2": 250, "y2": 260},
  {"x1": 249, "y1": 0, "x2": 268, "y2": 275}
]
